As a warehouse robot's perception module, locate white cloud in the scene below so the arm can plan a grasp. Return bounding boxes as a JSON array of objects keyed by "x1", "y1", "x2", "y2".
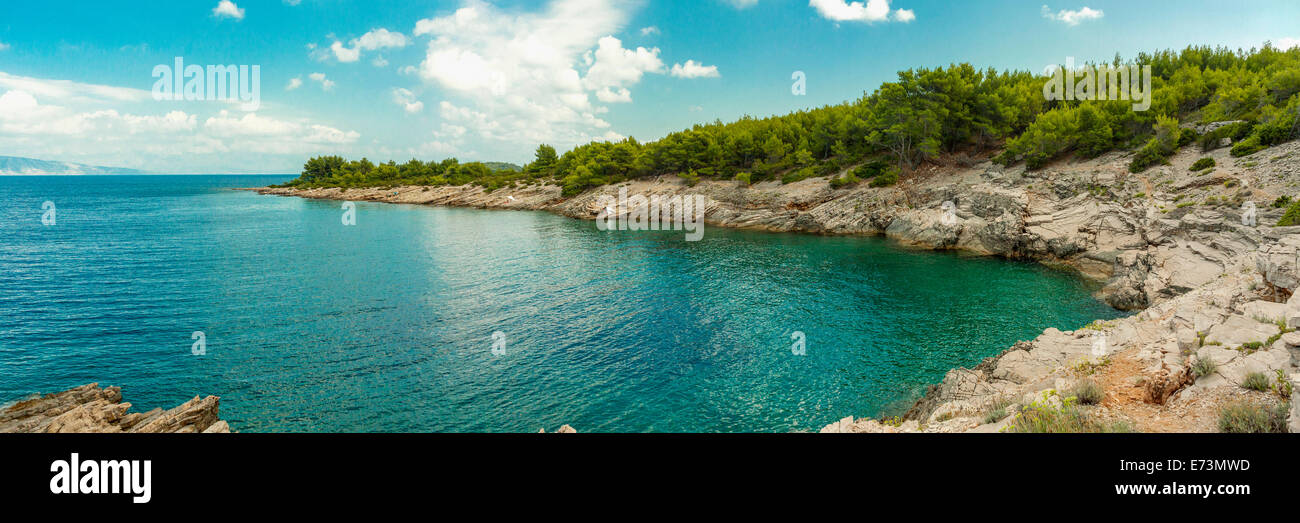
[
  {"x1": 809, "y1": 0, "x2": 913, "y2": 23},
  {"x1": 1275, "y1": 37, "x2": 1300, "y2": 50},
  {"x1": 670, "y1": 60, "x2": 720, "y2": 79},
  {"x1": 0, "y1": 42, "x2": 10, "y2": 52},
  {"x1": 286, "y1": 77, "x2": 303, "y2": 90},
  {"x1": 308, "y1": 72, "x2": 335, "y2": 91},
  {"x1": 582, "y1": 36, "x2": 664, "y2": 99},
  {"x1": 327, "y1": 28, "x2": 408, "y2": 63},
  {"x1": 723, "y1": 0, "x2": 758, "y2": 8},
  {"x1": 0, "y1": 71, "x2": 151, "y2": 104},
  {"x1": 212, "y1": 0, "x2": 245, "y2": 20},
  {"x1": 1041, "y1": 5, "x2": 1103, "y2": 25},
  {"x1": 392, "y1": 88, "x2": 425, "y2": 113},
  {"x1": 329, "y1": 41, "x2": 361, "y2": 62},
  {"x1": 372, "y1": 55, "x2": 389, "y2": 67},
  {"x1": 639, "y1": 26, "x2": 660, "y2": 36},
  {"x1": 411, "y1": 0, "x2": 649, "y2": 152}
]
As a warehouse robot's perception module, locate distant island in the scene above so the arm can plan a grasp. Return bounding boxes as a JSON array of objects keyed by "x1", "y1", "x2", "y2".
[{"x1": 0, "y1": 155, "x2": 147, "y2": 175}]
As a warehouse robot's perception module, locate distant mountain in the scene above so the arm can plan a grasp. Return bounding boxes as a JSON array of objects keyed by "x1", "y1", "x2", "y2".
[
  {"x1": 0, "y1": 156, "x2": 147, "y2": 175},
  {"x1": 483, "y1": 162, "x2": 522, "y2": 172}
]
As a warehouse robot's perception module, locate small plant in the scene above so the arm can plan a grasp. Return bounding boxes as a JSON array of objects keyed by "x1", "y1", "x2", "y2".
[
  {"x1": 1003, "y1": 391, "x2": 1127, "y2": 433},
  {"x1": 1271, "y1": 195, "x2": 1292, "y2": 208},
  {"x1": 1242, "y1": 371, "x2": 1271, "y2": 392},
  {"x1": 734, "y1": 171, "x2": 752, "y2": 186},
  {"x1": 1069, "y1": 379, "x2": 1104, "y2": 405},
  {"x1": 1217, "y1": 400, "x2": 1289, "y2": 433},
  {"x1": 1275, "y1": 369, "x2": 1294, "y2": 400},
  {"x1": 1238, "y1": 341, "x2": 1264, "y2": 352},
  {"x1": 982, "y1": 397, "x2": 1013, "y2": 424},
  {"x1": 1190, "y1": 157, "x2": 1216, "y2": 171},
  {"x1": 1193, "y1": 357, "x2": 1218, "y2": 379},
  {"x1": 1073, "y1": 356, "x2": 1111, "y2": 376}
]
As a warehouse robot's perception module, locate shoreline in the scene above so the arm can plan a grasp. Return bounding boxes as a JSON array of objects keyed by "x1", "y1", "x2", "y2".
[{"x1": 247, "y1": 143, "x2": 1300, "y2": 432}]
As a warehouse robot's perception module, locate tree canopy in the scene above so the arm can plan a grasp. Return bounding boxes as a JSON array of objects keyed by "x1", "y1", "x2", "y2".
[{"x1": 279, "y1": 44, "x2": 1300, "y2": 192}]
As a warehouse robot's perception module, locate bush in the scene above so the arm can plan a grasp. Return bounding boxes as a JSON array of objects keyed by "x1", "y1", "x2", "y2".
[
  {"x1": 734, "y1": 171, "x2": 752, "y2": 186},
  {"x1": 1278, "y1": 200, "x2": 1300, "y2": 226},
  {"x1": 1129, "y1": 116, "x2": 1181, "y2": 173},
  {"x1": 1231, "y1": 135, "x2": 1264, "y2": 157},
  {"x1": 853, "y1": 159, "x2": 890, "y2": 179},
  {"x1": 1193, "y1": 357, "x2": 1217, "y2": 378},
  {"x1": 1003, "y1": 392, "x2": 1129, "y2": 433},
  {"x1": 868, "y1": 166, "x2": 899, "y2": 187},
  {"x1": 1190, "y1": 157, "x2": 1216, "y2": 171},
  {"x1": 1243, "y1": 371, "x2": 1272, "y2": 392},
  {"x1": 780, "y1": 167, "x2": 816, "y2": 184},
  {"x1": 677, "y1": 170, "x2": 701, "y2": 186},
  {"x1": 1069, "y1": 380, "x2": 1104, "y2": 405},
  {"x1": 829, "y1": 172, "x2": 860, "y2": 189},
  {"x1": 1271, "y1": 195, "x2": 1291, "y2": 208},
  {"x1": 1199, "y1": 121, "x2": 1254, "y2": 152},
  {"x1": 1217, "y1": 400, "x2": 1289, "y2": 433}
]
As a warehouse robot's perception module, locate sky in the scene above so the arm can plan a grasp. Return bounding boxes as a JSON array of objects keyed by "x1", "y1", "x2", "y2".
[{"x1": 0, "y1": 0, "x2": 1296, "y2": 174}]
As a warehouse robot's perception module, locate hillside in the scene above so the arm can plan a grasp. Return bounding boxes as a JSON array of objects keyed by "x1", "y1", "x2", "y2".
[{"x1": 0, "y1": 156, "x2": 146, "y2": 175}]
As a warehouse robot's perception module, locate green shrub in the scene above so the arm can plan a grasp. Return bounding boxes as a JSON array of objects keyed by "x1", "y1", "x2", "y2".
[
  {"x1": 734, "y1": 171, "x2": 752, "y2": 186},
  {"x1": 868, "y1": 166, "x2": 899, "y2": 187},
  {"x1": 829, "y1": 172, "x2": 860, "y2": 189},
  {"x1": 1069, "y1": 380, "x2": 1104, "y2": 405},
  {"x1": 677, "y1": 170, "x2": 701, "y2": 186},
  {"x1": 1190, "y1": 157, "x2": 1216, "y2": 171},
  {"x1": 853, "y1": 159, "x2": 889, "y2": 179},
  {"x1": 1278, "y1": 200, "x2": 1300, "y2": 226},
  {"x1": 1272, "y1": 195, "x2": 1292, "y2": 208},
  {"x1": 1129, "y1": 116, "x2": 1181, "y2": 173},
  {"x1": 1003, "y1": 392, "x2": 1127, "y2": 433},
  {"x1": 1243, "y1": 371, "x2": 1272, "y2": 392},
  {"x1": 1231, "y1": 135, "x2": 1265, "y2": 157},
  {"x1": 1199, "y1": 121, "x2": 1254, "y2": 152},
  {"x1": 780, "y1": 167, "x2": 816, "y2": 184},
  {"x1": 1217, "y1": 400, "x2": 1289, "y2": 433},
  {"x1": 1192, "y1": 357, "x2": 1217, "y2": 378}
]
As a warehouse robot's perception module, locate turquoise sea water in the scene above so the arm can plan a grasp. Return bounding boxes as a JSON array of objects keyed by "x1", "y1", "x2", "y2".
[{"x1": 0, "y1": 175, "x2": 1123, "y2": 432}]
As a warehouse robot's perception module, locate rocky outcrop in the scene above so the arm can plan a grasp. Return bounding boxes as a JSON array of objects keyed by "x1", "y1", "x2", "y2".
[{"x1": 0, "y1": 383, "x2": 230, "y2": 433}]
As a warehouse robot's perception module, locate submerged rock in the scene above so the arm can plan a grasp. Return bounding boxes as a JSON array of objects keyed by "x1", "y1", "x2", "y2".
[{"x1": 0, "y1": 383, "x2": 230, "y2": 433}]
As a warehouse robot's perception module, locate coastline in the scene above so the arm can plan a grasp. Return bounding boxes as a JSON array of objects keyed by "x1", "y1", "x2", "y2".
[{"x1": 246, "y1": 142, "x2": 1300, "y2": 433}]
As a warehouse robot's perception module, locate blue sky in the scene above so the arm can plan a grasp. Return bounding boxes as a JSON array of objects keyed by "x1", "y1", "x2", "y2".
[{"x1": 0, "y1": 0, "x2": 1296, "y2": 173}]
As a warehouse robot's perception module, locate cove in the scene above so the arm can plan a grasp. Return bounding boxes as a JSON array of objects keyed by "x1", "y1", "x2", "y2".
[{"x1": 0, "y1": 175, "x2": 1124, "y2": 432}]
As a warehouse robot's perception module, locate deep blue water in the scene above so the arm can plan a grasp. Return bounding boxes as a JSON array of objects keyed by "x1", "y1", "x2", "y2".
[{"x1": 0, "y1": 175, "x2": 1123, "y2": 432}]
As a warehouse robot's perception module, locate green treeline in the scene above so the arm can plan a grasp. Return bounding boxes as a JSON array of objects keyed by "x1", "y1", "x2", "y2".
[{"x1": 279, "y1": 44, "x2": 1300, "y2": 195}]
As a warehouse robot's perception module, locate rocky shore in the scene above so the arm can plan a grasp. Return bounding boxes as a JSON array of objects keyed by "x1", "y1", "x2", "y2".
[
  {"x1": 0, "y1": 383, "x2": 230, "y2": 433},
  {"x1": 251, "y1": 139, "x2": 1300, "y2": 433}
]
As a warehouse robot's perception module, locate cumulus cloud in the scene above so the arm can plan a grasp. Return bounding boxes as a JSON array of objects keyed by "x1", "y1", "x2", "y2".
[
  {"x1": 212, "y1": 0, "x2": 245, "y2": 20},
  {"x1": 809, "y1": 0, "x2": 913, "y2": 23},
  {"x1": 1041, "y1": 5, "x2": 1103, "y2": 25},
  {"x1": 639, "y1": 26, "x2": 660, "y2": 36},
  {"x1": 308, "y1": 72, "x2": 335, "y2": 91},
  {"x1": 327, "y1": 28, "x2": 408, "y2": 63},
  {"x1": 1275, "y1": 37, "x2": 1300, "y2": 50},
  {"x1": 286, "y1": 77, "x2": 303, "y2": 90},
  {"x1": 670, "y1": 60, "x2": 720, "y2": 79},
  {"x1": 392, "y1": 88, "x2": 425, "y2": 113},
  {"x1": 410, "y1": 0, "x2": 659, "y2": 153}
]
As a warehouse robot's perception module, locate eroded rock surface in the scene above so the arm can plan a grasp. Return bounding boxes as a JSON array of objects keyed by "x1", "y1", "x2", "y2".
[{"x1": 0, "y1": 383, "x2": 230, "y2": 433}]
